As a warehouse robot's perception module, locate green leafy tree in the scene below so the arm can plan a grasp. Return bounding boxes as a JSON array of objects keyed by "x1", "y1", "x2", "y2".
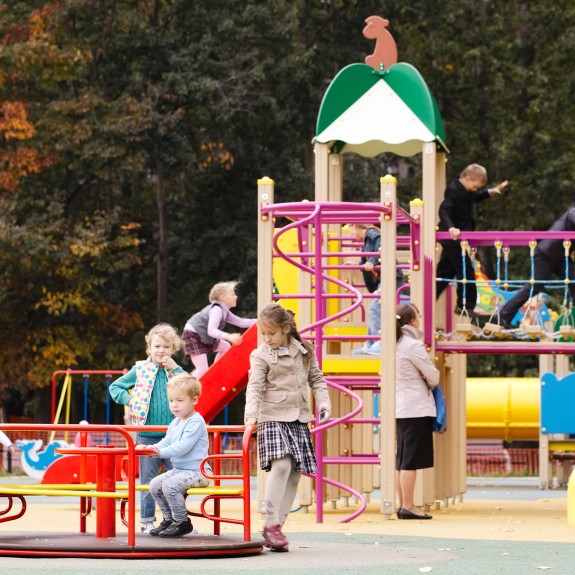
[{"x1": 3, "y1": 0, "x2": 575, "y2": 419}]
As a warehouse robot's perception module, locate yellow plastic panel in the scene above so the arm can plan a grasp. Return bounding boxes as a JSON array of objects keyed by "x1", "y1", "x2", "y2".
[
  {"x1": 466, "y1": 378, "x2": 540, "y2": 441},
  {"x1": 322, "y1": 357, "x2": 381, "y2": 375},
  {"x1": 273, "y1": 228, "x2": 301, "y2": 317}
]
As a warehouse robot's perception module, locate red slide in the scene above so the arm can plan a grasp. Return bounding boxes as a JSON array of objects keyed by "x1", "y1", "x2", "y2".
[{"x1": 195, "y1": 323, "x2": 259, "y2": 423}]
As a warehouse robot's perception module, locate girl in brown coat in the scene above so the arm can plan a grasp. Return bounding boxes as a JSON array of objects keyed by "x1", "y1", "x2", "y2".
[{"x1": 245, "y1": 303, "x2": 331, "y2": 552}]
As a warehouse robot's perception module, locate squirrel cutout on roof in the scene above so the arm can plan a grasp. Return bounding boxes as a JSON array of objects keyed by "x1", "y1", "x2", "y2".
[{"x1": 363, "y1": 16, "x2": 398, "y2": 71}]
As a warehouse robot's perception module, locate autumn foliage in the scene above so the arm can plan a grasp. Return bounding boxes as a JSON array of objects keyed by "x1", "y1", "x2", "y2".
[
  {"x1": 2, "y1": 1, "x2": 575, "y2": 421},
  {"x1": 0, "y1": 101, "x2": 46, "y2": 194}
]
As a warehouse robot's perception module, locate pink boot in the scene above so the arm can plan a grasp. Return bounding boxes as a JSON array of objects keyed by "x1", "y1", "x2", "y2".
[{"x1": 262, "y1": 524, "x2": 289, "y2": 552}]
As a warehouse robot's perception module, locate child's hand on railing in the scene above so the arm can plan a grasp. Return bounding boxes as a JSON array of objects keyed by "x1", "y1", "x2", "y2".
[{"x1": 136, "y1": 444, "x2": 158, "y2": 457}]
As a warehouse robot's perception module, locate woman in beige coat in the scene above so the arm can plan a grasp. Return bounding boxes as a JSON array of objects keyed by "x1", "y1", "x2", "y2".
[
  {"x1": 395, "y1": 303, "x2": 440, "y2": 520},
  {"x1": 245, "y1": 303, "x2": 331, "y2": 552}
]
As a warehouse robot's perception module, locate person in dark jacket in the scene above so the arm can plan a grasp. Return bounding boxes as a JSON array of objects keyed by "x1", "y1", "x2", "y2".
[
  {"x1": 436, "y1": 164, "x2": 508, "y2": 317},
  {"x1": 499, "y1": 206, "x2": 575, "y2": 328},
  {"x1": 348, "y1": 223, "x2": 405, "y2": 355}
]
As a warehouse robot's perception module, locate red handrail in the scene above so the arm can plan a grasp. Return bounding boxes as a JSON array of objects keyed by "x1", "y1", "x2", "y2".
[{"x1": 0, "y1": 423, "x2": 256, "y2": 543}]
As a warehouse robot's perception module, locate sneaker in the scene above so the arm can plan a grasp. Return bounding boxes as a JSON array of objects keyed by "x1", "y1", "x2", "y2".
[
  {"x1": 351, "y1": 346, "x2": 370, "y2": 355},
  {"x1": 159, "y1": 517, "x2": 194, "y2": 538},
  {"x1": 366, "y1": 344, "x2": 382, "y2": 355},
  {"x1": 140, "y1": 522, "x2": 155, "y2": 534},
  {"x1": 149, "y1": 518, "x2": 173, "y2": 536},
  {"x1": 454, "y1": 306, "x2": 478, "y2": 319},
  {"x1": 262, "y1": 524, "x2": 288, "y2": 551}
]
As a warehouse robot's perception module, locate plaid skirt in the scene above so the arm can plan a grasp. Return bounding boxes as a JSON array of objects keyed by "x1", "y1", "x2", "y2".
[
  {"x1": 257, "y1": 421, "x2": 317, "y2": 474},
  {"x1": 182, "y1": 329, "x2": 217, "y2": 356}
]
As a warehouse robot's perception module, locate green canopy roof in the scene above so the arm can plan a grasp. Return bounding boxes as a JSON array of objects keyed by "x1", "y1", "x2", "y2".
[{"x1": 315, "y1": 62, "x2": 447, "y2": 157}]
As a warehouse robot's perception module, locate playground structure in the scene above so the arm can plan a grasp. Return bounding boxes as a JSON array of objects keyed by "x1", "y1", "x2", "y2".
[
  {"x1": 3, "y1": 17, "x2": 575, "y2": 551},
  {"x1": 19, "y1": 15, "x2": 575, "y2": 523},
  {"x1": 253, "y1": 16, "x2": 575, "y2": 521},
  {"x1": 0, "y1": 422, "x2": 260, "y2": 558}
]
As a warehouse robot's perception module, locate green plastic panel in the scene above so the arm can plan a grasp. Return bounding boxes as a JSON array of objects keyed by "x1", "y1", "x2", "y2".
[
  {"x1": 316, "y1": 63, "x2": 379, "y2": 136},
  {"x1": 315, "y1": 61, "x2": 446, "y2": 156}
]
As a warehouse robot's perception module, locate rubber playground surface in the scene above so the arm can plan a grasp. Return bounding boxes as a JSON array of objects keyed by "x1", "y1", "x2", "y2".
[{"x1": 1, "y1": 477, "x2": 574, "y2": 575}]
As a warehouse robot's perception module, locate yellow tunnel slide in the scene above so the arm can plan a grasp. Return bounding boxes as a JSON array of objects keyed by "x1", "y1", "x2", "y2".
[{"x1": 466, "y1": 378, "x2": 539, "y2": 442}]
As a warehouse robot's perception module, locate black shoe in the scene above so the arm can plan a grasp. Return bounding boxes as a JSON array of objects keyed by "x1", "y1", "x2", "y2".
[
  {"x1": 159, "y1": 518, "x2": 194, "y2": 537},
  {"x1": 149, "y1": 518, "x2": 173, "y2": 536},
  {"x1": 398, "y1": 508, "x2": 432, "y2": 520},
  {"x1": 454, "y1": 306, "x2": 478, "y2": 319},
  {"x1": 397, "y1": 507, "x2": 404, "y2": 519},
  {"x1": 499, "y1": 318, "x2": 512, "y2": 329}
]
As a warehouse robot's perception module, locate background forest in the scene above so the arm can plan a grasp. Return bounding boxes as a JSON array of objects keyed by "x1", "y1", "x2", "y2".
[{"x1": 1, "y1": 0, "x2": 575, "y2": 423}]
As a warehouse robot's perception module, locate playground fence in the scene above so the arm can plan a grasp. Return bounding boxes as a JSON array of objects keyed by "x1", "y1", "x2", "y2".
[{"x1": 466, "y1": 443, "x2": 539, "y2": 476}]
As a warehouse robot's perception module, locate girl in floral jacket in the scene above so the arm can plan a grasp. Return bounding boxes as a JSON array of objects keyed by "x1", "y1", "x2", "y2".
[{"x1": 110, "y1": 323, "x2": 185, "y2": 533}]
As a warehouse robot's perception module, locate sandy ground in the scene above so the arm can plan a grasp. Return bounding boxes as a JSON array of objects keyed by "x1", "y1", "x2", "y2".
[
  {"x1": 295, "y1": 496, "x2": 573, "y2": 543},
  {"x1": 2, "y1": 485, "x2": 575, "y2": 575},
  {"x1": 0, "y1": 492, "x2": 572, "y2": 543}
]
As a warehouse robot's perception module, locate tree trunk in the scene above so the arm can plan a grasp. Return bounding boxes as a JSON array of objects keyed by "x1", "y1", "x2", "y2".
[{"x1": 156, "y1": 166, "x2": 167, "y2": 321}]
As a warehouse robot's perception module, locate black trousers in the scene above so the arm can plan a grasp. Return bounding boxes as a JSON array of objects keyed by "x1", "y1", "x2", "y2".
[
  {"x1": 500, "y1": 252, "x2": 575, "y2": 324},
  {"x1": 435, "y1": 244, "x2": 476, "y2": 309}
]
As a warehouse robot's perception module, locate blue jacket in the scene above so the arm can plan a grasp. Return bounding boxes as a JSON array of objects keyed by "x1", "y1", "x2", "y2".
[{"x1": 153, "y1": 412, "x2": 209, "y2": 471}]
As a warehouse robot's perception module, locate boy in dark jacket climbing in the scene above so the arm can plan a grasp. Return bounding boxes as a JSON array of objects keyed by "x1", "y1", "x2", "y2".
[{"x1": 436, "y1": 163, "x2": 508, "y2": 317}]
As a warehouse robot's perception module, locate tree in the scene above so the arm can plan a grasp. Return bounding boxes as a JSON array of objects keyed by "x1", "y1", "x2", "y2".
[
  {"x1": 0, "y1": 2, "x2": 145, "y2": 406},
  {"x1": 2, "y1": 0, "x2": 575, "y2": 418}
]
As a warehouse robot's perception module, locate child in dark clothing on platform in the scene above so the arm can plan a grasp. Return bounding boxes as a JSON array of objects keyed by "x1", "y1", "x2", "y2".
[{"x1": 436, "y1": 163, "x2": 508, "y2": 317}]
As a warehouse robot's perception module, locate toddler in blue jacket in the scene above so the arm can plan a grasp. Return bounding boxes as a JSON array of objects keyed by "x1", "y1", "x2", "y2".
[{"x1": 136, "y1": 372, "x2": 210, "y2": 537}]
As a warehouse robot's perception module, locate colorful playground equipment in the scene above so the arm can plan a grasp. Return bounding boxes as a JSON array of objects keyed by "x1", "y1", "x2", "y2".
[
  {"x1": 4, "y1": 17, "x2": 575, "y2": 550},
  {"x1": 252, "y1": 16, "x2": 575, "y2": 523},
  {"x1": 195, "y1": 323, "x2": 258, "y2": 423},
  {"x1": 0, "y1": 422, "x2": 260, "y2": 558},
  {"x1": 2, "y1": 362, "x2": 262, "y2": 557},
  {"x1": 466, "y1": 378, "x2": 540, "y2": 442},
  {"x1": 20, "y1": 337, "x2": 258, "y2": 485}
]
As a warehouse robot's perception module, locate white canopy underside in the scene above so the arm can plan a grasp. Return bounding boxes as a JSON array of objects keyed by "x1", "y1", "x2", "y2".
[{"x1": 315, "y1": 80, "x2": 436, "y2": 157}]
